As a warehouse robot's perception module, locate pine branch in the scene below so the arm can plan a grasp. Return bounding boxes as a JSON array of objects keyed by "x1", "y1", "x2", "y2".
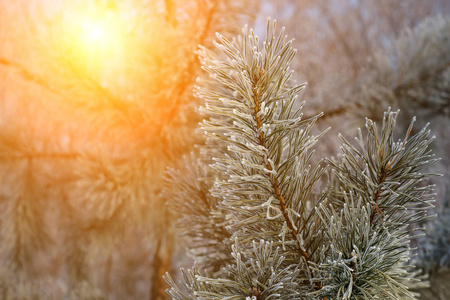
[
  {"x1": 250, "y1": 67, "x2": 310, "y2": 262},
  {"x1": 317, "y1": 109, "x2": 438, "y2": 299},
  {"x1": 0, "y1": 57, "x2": 61, "y2": 95},
  {"x1": 166, "y1": 20, "x2": 328, "y2": 298},
  {"x1": 164, "y1": 153, "x2": 233, "y2": 275},
  {"x1": 165, "y1": 239, "x2": 305, "y2": 299},
  {"x1": 166, "y1": 20, "x2": 439, "y2": 300},
  {"x1": 0, "y1": 56, "x2": 133, "y2": 114}
]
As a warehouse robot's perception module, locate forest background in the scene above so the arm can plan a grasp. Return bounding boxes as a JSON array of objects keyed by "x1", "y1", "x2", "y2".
[{"x1": 0, "y1": 0, "x2": 449, "y2": 299}]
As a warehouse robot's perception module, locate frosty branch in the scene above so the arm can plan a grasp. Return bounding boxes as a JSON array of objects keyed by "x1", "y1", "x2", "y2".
[{"x1": 165, "y1": 20, "x2": 439, "y2": 300}]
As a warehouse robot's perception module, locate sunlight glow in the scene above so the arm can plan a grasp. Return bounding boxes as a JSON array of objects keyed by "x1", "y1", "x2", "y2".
[
  {"x1": 66, "y1": 5, "x2": 128, "y2": 73},
  {"x1": 79, "y1": 13, "x2": 124, "y2": 56}
]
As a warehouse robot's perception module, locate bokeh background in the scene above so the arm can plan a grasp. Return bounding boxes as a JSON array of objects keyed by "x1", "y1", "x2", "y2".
[{"x1": 0, "y1": 0, "x2": 449, "y2": 299}]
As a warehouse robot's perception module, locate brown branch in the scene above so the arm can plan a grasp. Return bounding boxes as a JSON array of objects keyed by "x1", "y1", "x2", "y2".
[
  {"x1": 0, "y1": 151, "x2": 153, "y2": 161},
  {"x1": 0, "y1": 56, "x2": 135, "y2": 118},
  {"x1": 370, "y1": 121, "x2": 413, "y2": 224},
  {"x1": 150, "y1": 223, "x2": 173, "y2": 300},
  {"x1": 304, "y1": 102, "x2": 363, "y2": 122},
  {"x1": 394, "y1": 60, "x2": 450, "y2": 97},
  {"x1": 304, "y1": 47, "x2": 450, "y2": 123},
  {"x1": 148, "y1": 4, "x2": 218, "y2": 299},
  {"x1": 251, "y1": 70, "x2": 308, "y2": 258},
  {"x1": 0, "y1": 152, "x2": 79, "y2": 160},
  {"x1": 371, "y1": 165, "x2": 388, "y2": 224},
  {"x1": 371, "y1": 131, "x2": 388, "y2": 223},
  {"x1": 251, "y1": 69, "x2": 325, "y2": 296},
  {"x1": 163, "y1": 0, "x2": 216, "y2": 122},
  {"x1": 0, "y1": 57, "x2": 61, "y2": 95}
]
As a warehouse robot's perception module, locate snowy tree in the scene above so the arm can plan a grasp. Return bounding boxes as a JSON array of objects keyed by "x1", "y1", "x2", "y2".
[{"x1": 165, "y1": 20, "x2": 439, "y2": 299}]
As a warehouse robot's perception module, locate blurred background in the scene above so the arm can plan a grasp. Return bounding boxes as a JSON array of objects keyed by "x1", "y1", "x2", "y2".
[{"x1": 0, "y1": 0, "x2": 449, "y2": 299}]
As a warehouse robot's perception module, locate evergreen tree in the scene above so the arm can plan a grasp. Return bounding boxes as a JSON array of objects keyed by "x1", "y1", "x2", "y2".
[
  {"x1": 0, "y1": 0, "x2": 257, "y2": 298},
  {"x1": 165, "y1": 21, "x2": 439, "y2": 299}
]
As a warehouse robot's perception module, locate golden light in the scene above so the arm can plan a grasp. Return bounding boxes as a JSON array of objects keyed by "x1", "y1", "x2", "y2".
[
  {"x1": 78, "y1": 12, "x2": 124, "y2": 58},
  {"x1": 82, "y1": 20, "x2": 108, "y2": 45},
  {"x1": 64, "y1": 4, "x2": 128, "y2": 75}
]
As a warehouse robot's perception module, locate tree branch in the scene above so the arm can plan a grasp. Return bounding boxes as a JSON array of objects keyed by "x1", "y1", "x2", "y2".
[{"x1": 251, "y1": 70, "x2": 325, "y2": 296}]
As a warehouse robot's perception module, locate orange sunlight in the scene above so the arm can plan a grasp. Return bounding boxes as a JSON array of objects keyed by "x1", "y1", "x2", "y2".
[
  {"x1": 79, "y1": 13, "x2": 125, "y2": 58},
  {"x1": 65, "y1": 4, "x2": 128, "y2": 76}
]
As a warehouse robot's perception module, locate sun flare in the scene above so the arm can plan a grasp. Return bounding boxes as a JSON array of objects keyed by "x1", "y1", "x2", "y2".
[
  {"x1": 65, "y1": 5, "x2": 128, "y2": 71},
  {"x1": 79, "y1": 13, "x2": 124, "y2": 55}
]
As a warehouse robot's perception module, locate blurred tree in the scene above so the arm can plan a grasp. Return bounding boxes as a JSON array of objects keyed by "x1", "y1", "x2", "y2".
[
  {"x1": 260, "y1": 0, "x2": 450, "y2": 159},
  {"x1": 0, "y1": 0, "x2": 257, "y2": 299}
]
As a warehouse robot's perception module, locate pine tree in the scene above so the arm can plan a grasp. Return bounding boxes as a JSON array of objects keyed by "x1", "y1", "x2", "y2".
[
  {"x1": 0, "y1": 0, "x2": 258, "y2": 299},
  {"x1": 273, "y1": 4, "x2": 450, "y2": 293},
  {"x1": 165, "y1": 20, "x2": 439, "y2": 299}
]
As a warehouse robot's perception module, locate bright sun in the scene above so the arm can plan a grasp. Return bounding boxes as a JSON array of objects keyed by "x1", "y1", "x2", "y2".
[
  {"x1": 83, "y1": 21, "x2": 107, "y2": 44},
  {"x1": 79, "y1": 13, "x2": 123, "y2": 53},
  {"x1": 66, "y1": 5, "x2": 127, "y2": 71}
]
